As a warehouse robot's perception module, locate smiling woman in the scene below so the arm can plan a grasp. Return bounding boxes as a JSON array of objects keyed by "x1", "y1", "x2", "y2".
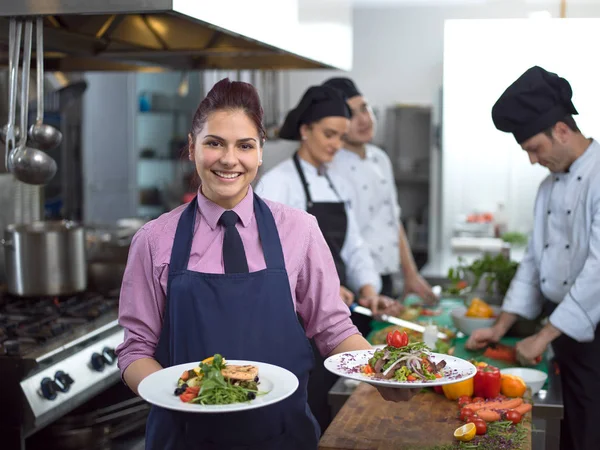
[
  {"x1": 115, "y1": 78, "x2": 412, "y2": 450},
  {"x1": 187, "y1": 79, "x2": 266, "y2": 208}
]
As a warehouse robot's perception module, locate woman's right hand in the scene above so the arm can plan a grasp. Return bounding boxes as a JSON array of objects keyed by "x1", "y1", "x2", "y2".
[
  {"x1": 465, "y1": 327, "x2": 501, "y2": 350},
  {"x1": 340, "y1": 285, "x2": 355, "y2": 307}
]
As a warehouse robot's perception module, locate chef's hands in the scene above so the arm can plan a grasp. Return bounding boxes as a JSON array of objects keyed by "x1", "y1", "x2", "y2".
[
  {"x1": 404, "y1": 273, "x2": 438, "y2": 306},
  {"x1": 358, "y1": 295, "x2": 404, "y2": 318},
  {"x1": 465, "y1": 327, "x2": 502, "y2": 350},
  {"x1": 339, "y1": 286, "x2": 355, "y2": 307},
  {"x1": 376, "y1": 386, "x2": 420, "y2": 402},
  {"x1": 515, "y1": 334, "x2": 547, "y2": 366},
  {"x1": 515, "y1": 324, "x2": 561, "y2": 366}
]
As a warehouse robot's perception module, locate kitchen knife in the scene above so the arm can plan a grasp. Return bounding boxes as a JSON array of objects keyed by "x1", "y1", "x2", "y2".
[{"x1": 349, "y1": 304, "x2": 448, "y2": 340}]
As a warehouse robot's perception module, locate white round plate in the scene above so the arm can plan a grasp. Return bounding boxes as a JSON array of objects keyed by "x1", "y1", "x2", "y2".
[
  {"x1": 138, "y1": 360, "x2": 299, "y2": 413},
  {"x1": 324, "y1": 350, "x2": 476, "y2": 388}
]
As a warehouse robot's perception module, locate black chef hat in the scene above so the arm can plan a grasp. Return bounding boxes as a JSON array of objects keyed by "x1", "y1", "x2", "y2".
[
  {"x1": 278, "y1": 85, "x2": 351, "y2": 141},
  {"x1": 492, "y1": 66, "x2": 578, "y2": 144},
  {"x1": 322, "y1": 77, "x2": 361, "y2": 100}
]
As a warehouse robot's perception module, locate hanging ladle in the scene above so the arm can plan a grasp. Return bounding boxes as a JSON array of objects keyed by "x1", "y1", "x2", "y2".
[
  {"x1": 2, "y1": 19, "x2": 20, "y2": 151},
  {"x1": 4, "y1": 19, "x2": 20, "y2": 171},
  {"x1": 28, "y1": 17, "x2": 62, "y2": 150},
  {"x1": 8, "y1": 19, "x2": 57, "y2": 185}
]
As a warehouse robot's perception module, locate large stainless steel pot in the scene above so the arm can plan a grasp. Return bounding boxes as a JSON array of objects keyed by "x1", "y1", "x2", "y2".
[
  {"x1": 85, "y1": 219, "x2": 147, "y2": 293},
  {"x1": 3, "y1": 220, "x2": 87, "y2": 296}
]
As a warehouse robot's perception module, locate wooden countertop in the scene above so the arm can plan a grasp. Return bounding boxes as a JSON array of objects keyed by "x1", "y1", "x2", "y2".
[{"x1": 319, "y1": 382, "x2": 531, "y2": 450}]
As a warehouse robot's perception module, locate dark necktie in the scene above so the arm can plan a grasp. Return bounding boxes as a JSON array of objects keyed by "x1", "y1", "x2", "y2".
[{"x1": 219, "y1": 210, "x2": 249, "y2": 274}]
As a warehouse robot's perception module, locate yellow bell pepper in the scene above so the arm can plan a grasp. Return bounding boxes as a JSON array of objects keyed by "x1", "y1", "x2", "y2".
[
  {"x1": 442, "y1": 377, "x2": 474, "y2": 400},
  {"x1": 466, "y1": 298, "x2": 495, "y2": 319}
]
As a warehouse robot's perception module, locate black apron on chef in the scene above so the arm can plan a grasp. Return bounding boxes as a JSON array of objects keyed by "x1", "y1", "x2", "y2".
[
  {"x1": 543, "y1": 301, "x2": 600, "y2": 450},
  {"x1": 292, "y1": 152, "x2": 348, "y2": 287},
  {"x1": 292, "y1": 152, "x2": 371, "y2": 433},
  {"x1": 145, "y1": 194, "x2": 319, "y2": 450}
]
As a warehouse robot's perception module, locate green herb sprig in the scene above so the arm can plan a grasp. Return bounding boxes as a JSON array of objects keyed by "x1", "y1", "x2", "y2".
[{"x1": 188, "y1": 354, "x2": 264, "y2": 405}]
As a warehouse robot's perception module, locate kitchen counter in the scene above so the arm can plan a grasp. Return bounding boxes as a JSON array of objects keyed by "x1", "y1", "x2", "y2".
[
  {"x1": 322, "y1": 381, "x2": 532, "y2": 449},
  {"x1": 327, "y1": 356, "x2": 563, "y2": 450}
]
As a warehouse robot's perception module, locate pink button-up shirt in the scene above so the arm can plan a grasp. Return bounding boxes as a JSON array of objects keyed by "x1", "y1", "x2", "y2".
[{"x1": 116, "y1": 186, "x2": 359, "y2": 376}]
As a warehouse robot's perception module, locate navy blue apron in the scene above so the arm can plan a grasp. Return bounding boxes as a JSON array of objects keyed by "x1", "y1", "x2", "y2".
[{"x1": 144, "y1": 194, "x2": 319, "y2": 450}]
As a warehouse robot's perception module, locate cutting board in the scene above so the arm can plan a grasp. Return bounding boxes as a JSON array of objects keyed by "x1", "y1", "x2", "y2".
[{"x1": 318, "y1": 383, "x2": 531, "y2": 450}]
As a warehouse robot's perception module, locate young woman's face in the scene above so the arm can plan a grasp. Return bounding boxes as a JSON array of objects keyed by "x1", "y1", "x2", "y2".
[
  {"x1": 299, "y1": 116, "x2": 350, "y2": 166},
  {"x1": 189, "y1": 109, "x2": 263, "y2": 208}
]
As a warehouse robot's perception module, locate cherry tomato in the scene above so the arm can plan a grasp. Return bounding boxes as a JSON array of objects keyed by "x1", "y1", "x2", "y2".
[
  {"x1": 473, "y1": 418, "x2": 487, "y2": 435},
  {"x1": 504, "y1": 410, "x2": 522, "y2": 425},
  {"x1": 389, "y1": 330, "x2": 408, "y2": 348},
  {"x1": 457, "y1": 395, "x2": 472, "y2": 408},
  {"x1": 179, "y1": 386, "x2": 200, "y2": 403},
  {"x1": 398, "y1": 331, "x2": 409, "y2": 347},
  {"x1": 459, "y1": 407, "x2": 477, "y2": 422},
  {"x1": 433, "y1": 386, "x2": 444, "y2": 395},
  {"x1": 386, "y1": 331, "x2": 393, "y2": 347},
  {"x1": 472, "y1": 397, "x2": 485, "y2": 404}
]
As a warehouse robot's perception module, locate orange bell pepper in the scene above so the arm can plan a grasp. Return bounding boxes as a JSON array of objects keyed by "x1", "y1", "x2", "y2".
[{"x1": 442, "y1": 377, "x2": 474, "y2": 400}]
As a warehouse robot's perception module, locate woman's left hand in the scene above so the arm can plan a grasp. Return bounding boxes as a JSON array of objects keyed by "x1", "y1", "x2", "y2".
[
  {"x1": 376, "y1": 386, "x2": 420, "y2": 402},
  {"x1": 358, "y1": 295, "x2": 404, "y2": 318},
  {"x1": 404, "y1": 273, "x2": 438, "y2": 305}
]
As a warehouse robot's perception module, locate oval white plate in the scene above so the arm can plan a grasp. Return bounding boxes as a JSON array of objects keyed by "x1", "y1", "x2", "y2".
[
  {"x1": 138, "y1": 360, "x2": 299, "y2": 413},
  {"x1": 324, "y1": 350, "x2": 476, "y2": 388}
]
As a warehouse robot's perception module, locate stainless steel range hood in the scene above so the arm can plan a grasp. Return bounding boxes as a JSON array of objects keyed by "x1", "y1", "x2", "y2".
[{"x1": 0, "y1": 0, "x2": 354, "y2": 72}]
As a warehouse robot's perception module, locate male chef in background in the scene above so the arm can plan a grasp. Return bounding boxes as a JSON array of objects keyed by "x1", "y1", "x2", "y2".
[
  {"x1": 322, "y1": 77, "x2": 437, "y2": 304},
  {"x1": 466, "y1": 66, "x2": 600, "y2": 450}
]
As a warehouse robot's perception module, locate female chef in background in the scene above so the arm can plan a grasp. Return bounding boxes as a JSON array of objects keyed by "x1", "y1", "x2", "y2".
[
  {"x1": 255, "y1": 85, "x2": 400, "y2": 322},
  {"x1": 116, "y1": 78, "x2": 412, "y2": 450},
  {"x1": 255, "y1": 84, "x2": 403, "y2": 431}
]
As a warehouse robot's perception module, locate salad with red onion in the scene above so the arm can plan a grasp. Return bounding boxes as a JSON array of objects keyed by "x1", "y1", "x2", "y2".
[{"x1": 365, "y1": 339, "x2": 447, "y2": 382}]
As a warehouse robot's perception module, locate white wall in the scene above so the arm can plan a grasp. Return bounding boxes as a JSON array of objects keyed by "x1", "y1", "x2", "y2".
[
  {"x1": 443, "y1": 18, "x2": 600, "y2": 246},
  {"x1": 259, "y1": 1, "x2": 600, "y2": 253}
]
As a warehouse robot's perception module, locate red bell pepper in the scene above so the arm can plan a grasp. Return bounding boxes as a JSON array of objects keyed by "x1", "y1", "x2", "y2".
[{"x1": 473, "y1": 363, "x2": 501, "y2": 399}]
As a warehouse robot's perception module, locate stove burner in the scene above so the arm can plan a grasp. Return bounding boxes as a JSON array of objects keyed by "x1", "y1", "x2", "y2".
[{"x1": 0, "y1": 291, "x2": 119, "y2": 357}]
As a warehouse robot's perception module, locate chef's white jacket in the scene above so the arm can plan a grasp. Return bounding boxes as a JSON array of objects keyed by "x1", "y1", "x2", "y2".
[
  {"x1": 503, "y1": 139, "x2": 600, "y2": 342},
  {"x1": 328, "y1": 146, "x2": 401, "y2": 276},
  {"x1": 255, "y1": 157, "x2": 382, "y2": 294}
]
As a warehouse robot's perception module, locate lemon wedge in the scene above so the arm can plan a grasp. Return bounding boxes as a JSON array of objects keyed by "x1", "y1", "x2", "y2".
[{"x1": 454, "y1": 423, "x2": 476, "y2": 442}]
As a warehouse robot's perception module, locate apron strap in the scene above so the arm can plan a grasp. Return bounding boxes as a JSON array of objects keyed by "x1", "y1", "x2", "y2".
[
  {"x1": 169, "y1": 198, "x2": 198, "y2": 273},
  {"x1": 253, "y1": 193, "x2": 287, "y2": 271},
  {"x1": 292, "y1": 151, "x2": 314, "y2": 208},
  {"x1": 293, "y1": 152, "x2": 344, "y2": 207}
]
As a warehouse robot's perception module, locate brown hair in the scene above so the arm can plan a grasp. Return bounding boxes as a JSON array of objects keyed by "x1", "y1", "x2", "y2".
[
  {"x1": 190, "y1": 78, "x2": 266, "y2": 142},
  {"x1": 543, "y1": 115, "x2": 579, "y2": 138}
]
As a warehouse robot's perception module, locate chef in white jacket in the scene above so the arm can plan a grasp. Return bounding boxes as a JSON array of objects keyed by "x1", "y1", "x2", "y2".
[
  {"x1": 255, "y1": 84, "x2": 401, "y2": 433},
  {"x1": 322, "y1": 77, "x2": 436, "y2": 303},
  {"x1": 466, "y1": 66, "x2": 600, "y2": 450}
]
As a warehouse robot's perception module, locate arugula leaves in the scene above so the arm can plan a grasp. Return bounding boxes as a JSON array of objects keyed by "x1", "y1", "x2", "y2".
[{"x1": 188, "y1": 354, "x2": 261, "y2": 405}]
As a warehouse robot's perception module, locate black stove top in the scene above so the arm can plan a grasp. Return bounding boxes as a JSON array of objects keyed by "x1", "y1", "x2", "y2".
[{"x1": 0, "y1": 290, "x2": 120, "y2": 358}]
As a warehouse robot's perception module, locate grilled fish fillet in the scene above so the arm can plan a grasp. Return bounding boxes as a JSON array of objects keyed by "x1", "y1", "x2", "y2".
[{"x1": 221, "y1": 365, "x2": 258, "y2": 382}]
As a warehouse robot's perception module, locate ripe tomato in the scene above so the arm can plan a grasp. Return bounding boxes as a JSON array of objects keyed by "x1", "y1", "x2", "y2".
[
  {"x1": 179, "y1": 386, "x2": 200, "y2": 403},
  {"x1": 504, "y1": 410, "x2": 522, "y2": 425},
  {"x1": 473, "y1": 418, "x2": 487, "y2": 435},
  {"x1": 457, "y1": 395, "x2": 472, "y2": 408},
  {"x1": 472, "y1": 397, "x2": 485, "y2": 404},
  {"x1": 399, "y1": 331, "x2": 409, "y2": 347},
  {"x1": 388, "y1": 330, "x2": 409, "y2": 348},
  {"x1": 459, "y1": 407, "x2": 477, "y2": 422}
]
